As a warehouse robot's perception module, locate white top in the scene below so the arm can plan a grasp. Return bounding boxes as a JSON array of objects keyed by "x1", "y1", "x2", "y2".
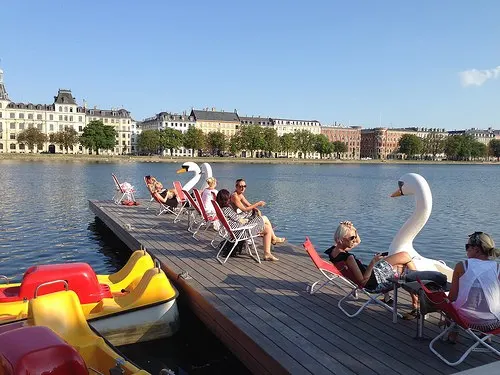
[
  {"x1": 453, "y1": 258, "x2": 500, "y2": 325},
  {"x1": 201, "y1": 188, "x2": 218, "y2": 214}
]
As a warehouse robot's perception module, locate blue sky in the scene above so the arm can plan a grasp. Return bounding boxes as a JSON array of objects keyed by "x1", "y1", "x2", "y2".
[{"x1": 1, "y1": 1, "x2": 499, "y2": 129}]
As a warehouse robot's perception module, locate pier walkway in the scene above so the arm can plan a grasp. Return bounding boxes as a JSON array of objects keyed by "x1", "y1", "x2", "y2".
[{"x1": 89, "y1": 199, "x2": 499, "y2": 375}]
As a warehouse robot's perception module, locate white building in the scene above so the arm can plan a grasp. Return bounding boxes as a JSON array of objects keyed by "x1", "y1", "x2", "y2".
[
  {"x1": 139, "y1": 111, "x2": 195, "y2": 156},
  {"x1": 0, "y1": 67, "x2": 136, "y2": 154}
]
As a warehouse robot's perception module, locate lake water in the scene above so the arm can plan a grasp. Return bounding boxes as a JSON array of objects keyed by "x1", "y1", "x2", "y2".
[{"x1": 0, "y1": 160, "x2": 499, "y2": 373}]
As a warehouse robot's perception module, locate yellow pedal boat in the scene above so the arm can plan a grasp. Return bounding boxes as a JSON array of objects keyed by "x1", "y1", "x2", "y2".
[
  {"x1": 0, "y1": 250, "x2": 179, "y2": 346},
  {"x1": 0, "y1": 290, "x2": 152, "y2": 374}
]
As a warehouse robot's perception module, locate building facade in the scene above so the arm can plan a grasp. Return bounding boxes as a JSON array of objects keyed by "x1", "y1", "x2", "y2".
[
  {"x1": 360, "y1": 127, "x2": 416, "y2": 159},
  {"x1": 190, "y1": 108, "x2": 240, "y2": 137},
  {"x1": 321, "y1": 125, "x2": 362, "y2": 159},
  {"x1": 0, "y1": 68, "x2": 136, "y2": 154}
]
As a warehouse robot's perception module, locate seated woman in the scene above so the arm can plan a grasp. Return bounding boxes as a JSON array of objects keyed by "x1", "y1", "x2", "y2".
[
  {"x1": 327, "y1": 221, "x2": 419, "y2": 316},
  {"x1": 201, "y1": 177, "x2": 218, "y2": 216},
  {"x1": 145, "y1": 175, "x2": 177, "y2": 206},
  {"x1": 447, "y1": 232, "x2": 500, "y2": 342},
  {"x1": 216, "y1": 189, "x2": 279, "y2": 261},
  {"x1": 230, "y1": 178, "x2": 285, "y2": 245}
]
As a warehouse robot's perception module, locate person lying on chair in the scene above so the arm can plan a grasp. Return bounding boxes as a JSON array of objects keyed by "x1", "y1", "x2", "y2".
[
  {"x1": 446, "y1": 231, "x2": 500, "y2": 343},
  {"x1": 145, "y1": 175, "x2": 176, "y2": 204},
  {"x1": 326, "y1": 221, "x2": 419, "y2": 316}
]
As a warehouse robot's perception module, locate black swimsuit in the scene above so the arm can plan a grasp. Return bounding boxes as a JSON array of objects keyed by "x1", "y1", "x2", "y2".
[{"x1": 328, "y1": 249, "x2": 378, "y2": 290}]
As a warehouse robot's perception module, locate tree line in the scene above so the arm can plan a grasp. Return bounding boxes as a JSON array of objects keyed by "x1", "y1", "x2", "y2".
[
  {"x1": 137, "y1": 125, "x2": 349, "y2": 159},
  {"x1": 397, "y1": 133, "x2": 500, "y2": 161},
  {"x1": 16, "y1": 120, "x2": 117, "y2": 154}
]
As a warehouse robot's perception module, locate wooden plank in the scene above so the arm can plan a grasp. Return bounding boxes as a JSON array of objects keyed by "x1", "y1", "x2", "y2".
[{"x1": 89, "y1": 200, "x2": 499, "y2": 375}]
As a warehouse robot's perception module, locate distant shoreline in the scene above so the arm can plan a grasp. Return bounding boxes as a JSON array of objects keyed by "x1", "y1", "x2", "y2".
[{"x1": 0, "y1": 153, "x2": 499, "y2": 165}]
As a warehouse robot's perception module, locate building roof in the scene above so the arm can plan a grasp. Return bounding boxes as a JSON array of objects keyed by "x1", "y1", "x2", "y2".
[
  {"x1": 54, "y1": 89, "x2": 77, "y2": 105},
  {"x1": 190, "y1": 109, "x2": 240, "y2": 122},
  {"x1": 85, "y1": 108, "x2": 131, "y2": 118}
]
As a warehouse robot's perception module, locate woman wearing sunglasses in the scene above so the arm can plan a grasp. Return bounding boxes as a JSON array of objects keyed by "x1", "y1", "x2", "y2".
[
  {"x1": 447, "y1": 232, "x2": 500, "y2": 342},
  {"x1": 327, "y1": 221, "x2": 419, "y2": 314}
]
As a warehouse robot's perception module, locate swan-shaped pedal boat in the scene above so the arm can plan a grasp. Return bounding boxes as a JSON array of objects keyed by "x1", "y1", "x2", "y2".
[
  {"x1": 0, "y1": 291, "x2": 152, "y2": 374},
  {"x1": 0, "y1": 250, "x2": 179, "y2": 346},
  {"x1": 176, "y1": 161, "x2": 213, "y2": 192},
  {"x1": 389, "y1": 173, "x2": 454, "y2": 281}
]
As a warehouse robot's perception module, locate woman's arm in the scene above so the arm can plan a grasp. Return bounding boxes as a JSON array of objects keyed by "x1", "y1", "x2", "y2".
[
  {"x1": 448, "y1": 262, "x2": 464, "y2": 302},
  {"x1": 345, "y1": 254, "x2": 381, "y2": 287}
]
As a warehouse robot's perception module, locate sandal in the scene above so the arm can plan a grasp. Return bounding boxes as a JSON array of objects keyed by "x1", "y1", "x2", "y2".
[
  {"x1": 271, "y1": 237, "x2": 286, "y2": 245},
  {"x1": 402, "y1": 308, "x2": 419, "y2": 320}
]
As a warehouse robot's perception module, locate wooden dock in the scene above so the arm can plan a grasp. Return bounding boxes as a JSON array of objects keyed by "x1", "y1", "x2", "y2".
[{"x1": 89, "y1": 199, "x2": 499, "y2": 375}]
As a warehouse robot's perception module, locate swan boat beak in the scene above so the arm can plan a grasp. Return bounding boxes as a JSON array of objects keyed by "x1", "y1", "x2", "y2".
[
  {"x1": 390, "y1": 181, "x2": 404, "y2": 197},
  {"x1": 176, "y1": 167, "x2": 188, "y2": 174}
]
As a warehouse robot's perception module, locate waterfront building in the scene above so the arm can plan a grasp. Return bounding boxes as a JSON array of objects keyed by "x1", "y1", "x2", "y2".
[
  {"x1": 465, "y1": 128, "x2": 496, "y2": 145},
  {"x1": 321, "y1": 124, "x2": 362, "y2": 159},
  {"x1": 0, "y1": 67, "x2": 135, "y2": 154},
  {"x1": 139, "y1": 111, "x2": 196, "y2": 156},
  {"x1": 360, "y1": 127, "x2": 416, "y2": 159},
  {"x1": 270, "y1": 117, "x2": 321, "y2": 137},
  {"x1": 190, "y1": 108, "x2": 240, "y2": 137},
  {"x1": 239, "y1": 116, "x2": 273, "y2": 127}
]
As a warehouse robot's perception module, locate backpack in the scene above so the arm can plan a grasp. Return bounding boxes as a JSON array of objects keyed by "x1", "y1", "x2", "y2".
[{"x1": 218, "y1": 241, "x2": 246, "y2": 257}]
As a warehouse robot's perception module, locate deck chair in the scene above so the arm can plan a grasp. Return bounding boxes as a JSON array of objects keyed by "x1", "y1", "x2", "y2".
[
  {"x1": 417, "y1": 279, "x2": 500, "y2": 366},
  {"x1": 191, "y1": 188, "x2": 219, "y2": 236},
  {"x1": 143, "y1": 176, "x2": 155, "y2": 210},
  {"x1": 145, "y1": 177, "x2": 177, "y2": 216},
  {"x1": 112, "y1": 173, "x2": 135, "y2": 205},
  {"x1": 182, "y1": 189, "x2": 204, "y2": 237},
  {"x1": 210, "y1": 200, "x2": 261, "y2": 264},
  {"x1": 172, "y1": 181, "x2": 189, "y2": 223},
  {"x1": 303, "y1": 237, "x2": 395, "y2": 318}
]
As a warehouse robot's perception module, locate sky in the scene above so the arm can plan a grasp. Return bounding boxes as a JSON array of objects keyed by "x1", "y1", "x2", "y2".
[{"x1": 1, "y1": 1, "x2": 499, "y2": 130}]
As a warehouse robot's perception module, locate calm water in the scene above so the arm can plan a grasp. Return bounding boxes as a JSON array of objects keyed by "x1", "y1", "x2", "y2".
[{"x1": 0, "y1": 160, "x2": 499, "y2": 372}]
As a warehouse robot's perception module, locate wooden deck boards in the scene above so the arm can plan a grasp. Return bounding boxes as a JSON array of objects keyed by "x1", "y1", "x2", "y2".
[{"x1": 89, "y1": 200, "x2": 499, "y2": 375}]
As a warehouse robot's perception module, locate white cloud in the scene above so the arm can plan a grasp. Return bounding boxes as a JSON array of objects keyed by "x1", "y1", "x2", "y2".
[{"x1": 459, "y1": 66, "x2": 500, "y2": 87}]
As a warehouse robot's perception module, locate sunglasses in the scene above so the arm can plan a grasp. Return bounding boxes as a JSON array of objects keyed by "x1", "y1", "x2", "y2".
[
  {"x1": 465, "y1": 243, "x2": 475, "y2": 251},
  {"x1": 238, "y1": 185, "x2": 247, "y2": 188},
  {"x1": 346, "y1": 235, "x2": 356, "y2": 241}
]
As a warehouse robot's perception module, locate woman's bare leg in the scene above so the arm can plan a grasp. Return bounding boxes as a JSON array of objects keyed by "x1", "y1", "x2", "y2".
[{"x1": 261, "y1": 227, "x2": 278, "y2": 261}]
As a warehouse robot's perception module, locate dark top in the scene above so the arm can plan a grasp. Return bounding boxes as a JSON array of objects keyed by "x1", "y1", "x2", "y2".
[{"x1": 328, "y1": 248, "x2": 378, "y2": 290}]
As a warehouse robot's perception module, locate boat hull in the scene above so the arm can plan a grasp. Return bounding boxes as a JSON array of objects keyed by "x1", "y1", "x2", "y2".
[{"x1": 90, "y1": 298, "x2": 180, "y2": 346}]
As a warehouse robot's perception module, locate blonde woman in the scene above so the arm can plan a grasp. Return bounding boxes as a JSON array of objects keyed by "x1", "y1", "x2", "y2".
[{"x1": 201, "y1": 177, "x2": 218, "y2": 216}]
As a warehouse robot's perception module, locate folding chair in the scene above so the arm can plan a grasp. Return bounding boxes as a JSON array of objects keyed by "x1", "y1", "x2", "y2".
[
  {"x1": 112, "y1": 173, "x2": 135, "y2": 205},
  {"x1": 417, "y1": 279, "x2": 500, "y2": 366},
  {"x1": 191, "y1": 188, "x2": 219, "y2": 236},
  {"x1": 303, "y1": 237, "x2": 396, "y2": 318},
  {"x1": 182, "y1": 189, "x2": 204, "y2": 237},
  {"x1": 211, "y1": 200, "x2": 261, "y2": 264},
  {"x1": 172, "y1": 181, "x2": 189, "y2": 223},
  {"x1": 145, "y1": 176, "x2": 177, "y2": 216},
  {"x1": 143, "y1": 176, "x2": 155, "y2": 210}
]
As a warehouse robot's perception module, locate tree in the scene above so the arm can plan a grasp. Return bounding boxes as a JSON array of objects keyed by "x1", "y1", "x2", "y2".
[
  {"x1": 444, "y1": 134, "x2": 481, "y2": 160},
  {"x1": 262, "y1": 127, "x2": 279, "y2": 157},
  {"x1": 137, "y1": 130, "x2": 161, "y2": 154},
  {"x1": 51, "y1": 126, "x2": 79, "y2": 153},
  {"x1": 80, "y1": 120, "x2": 117, "y2": 155},
  {"x1": 17, "y1": 127, "x2": 47, "y2": 152},
  {"x1": 229, "y1": 133, "x2": 242, "y2": 156},
  {"x1": 332, "y1": 141, "x2": 348, "y2": 159},
  {"x1": 313, "y1": 134, "x2": 332, "y2": 159},
  {"x1": 293, "y1": 130, "x2": 315, "y2": 158},
  {"x1": 470, "y1": 141, "x2": 487, "y2": 159},
  {"x1": 421, "y1": 133, "x2": 445, "y2": 160},
  {"x1": 160, "y1": 127, "x2": 184, "y2": 156},
  {"x1": 206, "y1": 131, "x2": 226, "y2": 156},
  {"x1": 279, "y1": 133, "x2": 296, "y2": 157},
  {"x1": 489, "y1": 139, "x2": 500, "y2": 161},
  {"x1": 183, "y1": 126, "x2": 205, "y2": 156},
  {"x1": 240, "y1": 125, "x2": 265, "y2": 157},
  {"x1": 398, "y1": 134, "x2": 423, "y2": 158}
]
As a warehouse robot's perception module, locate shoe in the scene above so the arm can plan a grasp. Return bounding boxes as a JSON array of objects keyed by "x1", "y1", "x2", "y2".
[
  {"x1": 271, "y1": 237, "x2": 286, "y2": 245},
  {"x1": 402, "y1": 308, "x2": 419, "y2": 320},
  {"x1": 382, "y1": 298, "x2": 394, "y2": 305},
  {"x1": 264, "y1": 254, "x2": 279, "y2": 261}
]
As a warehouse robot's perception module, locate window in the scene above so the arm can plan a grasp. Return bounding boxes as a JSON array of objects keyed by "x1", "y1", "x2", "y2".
[
  {"x1": 37, "y1": 114, "x2": 42, "y2": 120},
  {"x1": 10, "y1": 113, "x2": 15, "y2": 119},
  {"x1": 10, "y1": 134, "x2": 16, "y2": 140},
  {"x1": 78, "y1": 116, "x2": 82, "y2": 122},
  {"x1": 70, "y1": 107, "x2": 73, "y2": 113},
  {"x1": 58, "y1": 115, "x2": 62, "y2": 121},
  {"x1": 59, "y1": 106, "x2": 62, "y2": 112},
  {"x1": 19, "y1": 123, "x2": 25, "y2": 130},
  {"x1": 0, "y1": 122, "x2": 2, "y2": 131},
  {"x1": 64, "y1": 116, "x2": 68, "y2": 121},
  {"x1": 19, "y1": 113, "x2": 24, "y2": 119},
  {"x1": 19, "y1": 144, "x2": 25, "y2": 150},
  {"x1": 10, "y1": 123, "x2": 15, "y2": 130},
  {"x1": 10, "y1": 143, "x2": 16, "y2": 149},
  {"x1": 49, "y1": 124, "x2": 53, "y2": 131},
  {"x1": 28, "y1": 114, "x2": 33, "y2": 120},
  {"x1": 59, "y1": 125, "x2": 63, "y2": 131},
  {"x1": 0, "y1": 112, "x2": 2, "y2": 118},
  {"x1": 37, "y1": 124, "x2": 42, "y2": 130},
  {"x1": 78, "y1": 126, "x2": 83, "y2": 131},
  {"x1": 64, "y1": 106, "x2": 68, "y2": 112}
]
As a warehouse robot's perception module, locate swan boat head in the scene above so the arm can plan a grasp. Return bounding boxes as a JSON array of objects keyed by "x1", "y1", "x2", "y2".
[
  {"x1": 388, "y1": 173, "x2": 453, "y2": 280},
  {"x1": 197, "y1": 163, "x2": 213, "y2": 191},
  {"x1": 176, "y1": 162, "x2": 201, "y2": 192}
]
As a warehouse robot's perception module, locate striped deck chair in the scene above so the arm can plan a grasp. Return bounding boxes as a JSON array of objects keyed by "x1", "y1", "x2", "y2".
[
  {"x1": 144, "y1": 176, "x2": 177, "y2": 216},
  {"x1": 417, "y1": 279, "x2": 500, "y2": 366},
  {"x1": 143, "y1": 176, "x2": 155, "y2": 210},
  {"x1": 112, "y1": 173, "x2": 135, "y2": 205},
  {"x1": 182, "y1": 189, "x2": 203, "y2": 237},
  {"x1": 191, "y1": 188, "x2": 219, "y2": 236},
  {"x1": 211, "y1": 200, "x2": 261, "y2": 264},
  {"x1": 303, "y1": 237, "x2": 396, "y2": 318},
  {"x1": 172, "y1": 181, "x2": 189, "y2": 223}
]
